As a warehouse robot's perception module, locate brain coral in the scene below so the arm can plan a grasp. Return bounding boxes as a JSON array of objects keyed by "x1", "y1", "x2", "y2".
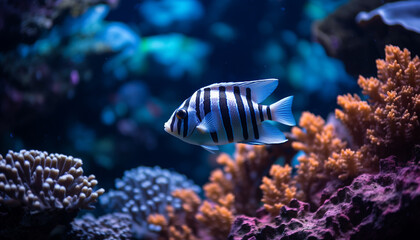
[
  {"x1": 100, "y1": 166, "x2": 200, "y2": 238},
  {"x1": 0, "y1": 149, "x2": 104, "y2": 240}
]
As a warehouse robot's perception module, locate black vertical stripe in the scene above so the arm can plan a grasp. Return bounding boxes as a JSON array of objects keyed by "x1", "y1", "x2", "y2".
[
  {"x1": 246, "y1": 88, "x2": 259, "y2": 139},
  {"x1": 258, "y1": 104, "x2": 264, "y2": 122},
  {"x1": 267, "y1": 106, "x2": 272, "y2": 120},
  {"x1": 219, "y1": 87, "x2": 234, "y2": 142},
  {"x1": 183, "y1": 98, "x2": 191, "y2": 137},
  {"x1": 204, "y1": 88, "x2": 211, "y2": 114},
  {"x1": 234, "y1": 86, "x2": 248, "y2": 140},
  {"x1": 195, "y1": 90, "x2": 201, "y2": 121},
  {"x1": 204, "y1": 88, "x2": 218, "y2": 143},
  {"x1": 170, "y1": 114, "x2": 176, "y2": 132},
  {"x1": 177, "y1": 118, "x2": 182, "y2": 135}
]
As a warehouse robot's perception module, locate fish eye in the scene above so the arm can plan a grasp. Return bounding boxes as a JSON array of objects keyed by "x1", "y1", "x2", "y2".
[{"x1": 176, "y1": 109, "x2": 187, "y2": 119}]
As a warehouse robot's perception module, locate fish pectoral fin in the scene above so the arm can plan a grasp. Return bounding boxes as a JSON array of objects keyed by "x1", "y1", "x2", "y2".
[
  {"x1": 196, "y1": 111, "x2": 217, "y2": 133},
  {"x1": 201, "y1": 145, "x2": 219, "y2": 153},
  {"x1": 246, "y1": 121, "x2": 287, "y2": 145}
]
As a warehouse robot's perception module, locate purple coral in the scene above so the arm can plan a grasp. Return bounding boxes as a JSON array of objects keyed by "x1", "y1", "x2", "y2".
[{"x1": 229, "y1": 154, "x2": 420, "y2": 240}]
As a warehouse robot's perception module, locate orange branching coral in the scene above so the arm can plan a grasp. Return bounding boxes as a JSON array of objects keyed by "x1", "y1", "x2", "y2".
[
  {"x1": 325, "y1": 149, "x2": 364, "y2": 181},
  {"x1": 148, "y1": 214, "x2": 168, "y2": 234},
  {"x1": 336, "y1": 45, "x2": 420, "y2": 160},
  {"x1": 195, "y1": 201, "x2": 234, "y2": 240},
  {"x1": 291, "y1": 112, "x2": 347, "y2": 200},
  {"x1": 203, "y1": 144, "x2": 277, "y2": 216},
  {"x1": 261, "y1": 164, "x2": 297, "y2": 215},
  {"x1": 168, "y1": 225, "x2": 197, "y2": 240},
  {"x1": 148, "y1": 189, "x2": 201, "y2": 240},
  {"x1": 197, "y1": 143, "x2": 284, "y2": 239},
  {"x1": 172, "y1": 189, "x2": 201, "y2": 216}
]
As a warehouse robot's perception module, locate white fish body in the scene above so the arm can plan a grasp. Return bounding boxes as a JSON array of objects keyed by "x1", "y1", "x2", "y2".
[{"x1": 164, "y1": 79, "x2": 296, "y2": 153}]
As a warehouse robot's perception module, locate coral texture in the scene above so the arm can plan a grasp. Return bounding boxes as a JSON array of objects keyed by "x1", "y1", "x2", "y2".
[
  {"x1": 336, "y1": 45, "x2": 420, "y2": 161},
  {"x1": 203, "y1": 144, "x2": 280, "y2": 215},
  {"x1": 0, "y1": 150, "x2": 104, "y2": 210},
  {"x1": 229, "y1": 45, "x2": 420, "y2": 240},
  {"x1": 68, "y1": 213, "x2": 132, "y2": 240},
  {"x1": 229, "y1": 156, "x2": 420, "y2": 240},
  {"x1": 0, "y1": 149, "x2": 104, "y2": 240},
  {"x1": 100, "y1": 166, "x2": 200, "y2": 238},
  {"x1": 292, "y1": 112, "x2": 348, "y2": 201},
  {"x1": 148, "y1": 189, "x2": 202, "y2": 240},
  {"x1": 260, "y1": 164, "x2": 296, "y2": 215},
  {"x1": 196, "y1": 144, "x2": 284, "y2": 238}
]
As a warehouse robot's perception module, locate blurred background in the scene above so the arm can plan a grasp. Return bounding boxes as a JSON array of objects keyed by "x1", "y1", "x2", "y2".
[{"x1": 1, "y1": 0, "x2": 418, "y2": 192}]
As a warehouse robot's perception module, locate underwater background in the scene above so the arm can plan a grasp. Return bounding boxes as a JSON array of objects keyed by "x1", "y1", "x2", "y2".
[{"x1": 0, "y1": 0, "x2": 419, "y2": 239}]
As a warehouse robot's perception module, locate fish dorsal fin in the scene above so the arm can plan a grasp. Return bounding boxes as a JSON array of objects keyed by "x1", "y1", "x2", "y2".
[{"x1": 205, "y1": 78, "x2": 278, "y2": 103}]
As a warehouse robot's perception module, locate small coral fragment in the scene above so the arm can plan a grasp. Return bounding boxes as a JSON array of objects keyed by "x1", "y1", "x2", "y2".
[
  {"x1": 196, "y1": 200, "x2": 235, "y2": 240},
  {"x1": 148, "y1": 189, "x2": 201, "y2": 240},
  {"x1": 260, "y1": 164, "x2": 297, "y2": 215},
  {"x1": 325, "y1": 148, "x2": 363, "y2": 180}
]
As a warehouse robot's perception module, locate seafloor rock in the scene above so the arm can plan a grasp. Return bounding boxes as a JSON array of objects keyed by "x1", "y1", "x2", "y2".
[{"x1": 229, "y1": 155, "x2": 420, "y2": 240}]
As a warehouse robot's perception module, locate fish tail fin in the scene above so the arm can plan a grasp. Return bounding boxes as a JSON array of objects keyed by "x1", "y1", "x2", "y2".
[{"x1": 269, "y1": 96, "x2": 296, "y2": 126}]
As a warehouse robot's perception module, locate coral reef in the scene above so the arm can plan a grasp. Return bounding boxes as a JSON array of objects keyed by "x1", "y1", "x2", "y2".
[
  {"x1": 260, "y1": 45, "x2": 419, "y2": 213},
  {"x1": 227, "y1": 44, "x2": 420, "y2": 240},
  {"x1": 100, "y1": 166, "x2": 200, "y2": 238},
  {"x1": 260, "y1": 164, "x2": 296, "y2": 215},
  {"x1": 0, "y1": 149, "x2": 104, "y2": 240},
  {"x1": 195, "y1": 144, "x2": 274, "y2": 238},
  {"x1": 68, "y1": 213, "x2": 132, "y2": 240},
  {"x1": 148, "y1": 189, "x2": 201, "y2": 240},
  {"x1": 229, "y1": 155, "x2": 420, "y2": 240},
  {"x1": 336, "y1": 45, "x2": 420, "y2": 161}
]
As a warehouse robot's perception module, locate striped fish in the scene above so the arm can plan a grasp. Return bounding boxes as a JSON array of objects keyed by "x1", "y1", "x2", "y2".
[{"x1": 164, "y1": 79, "x2": 295, "y2": 153}]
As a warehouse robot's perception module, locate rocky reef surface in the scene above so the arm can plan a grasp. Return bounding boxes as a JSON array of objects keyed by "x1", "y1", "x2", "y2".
[{"x1": 229, "y1": 152, "x2": 420, "y2": 239}]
